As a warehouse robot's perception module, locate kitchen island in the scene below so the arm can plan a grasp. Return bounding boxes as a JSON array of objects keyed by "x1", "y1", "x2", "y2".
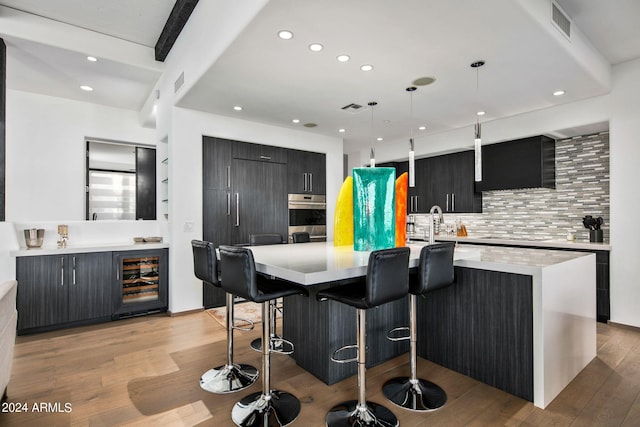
[{"x1": 247, "y1": 242, "x2": 596, "y2": 409}]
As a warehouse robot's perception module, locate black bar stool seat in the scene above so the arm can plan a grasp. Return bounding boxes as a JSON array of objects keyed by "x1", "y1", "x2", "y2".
[
  {"x1": 191, "y1": 240, "x2": 258, "y2": 394},
  {"x1": 317, "y1": 246, "x2": 410, "y2": 427},
  {"x1": 220, "y1": 245, "x2": 308, "y2": 427},
  {"x1": 382, "y1": 242, "x2": 455, "y2": 412}
]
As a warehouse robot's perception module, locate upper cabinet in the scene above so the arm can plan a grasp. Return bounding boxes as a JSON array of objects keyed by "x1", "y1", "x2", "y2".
[
  {"x1": 475, "y1": 135, "x2": 555, "y2": 192},
  {"x1": 287, "y1": 149, "x2": 326, "y2": 194},
  {"x1": 383, "y1": 151, "x2": 481, "y2": 214},
  {"x1": 233, "y1": 141, "x2": 287, "y2": 164}
]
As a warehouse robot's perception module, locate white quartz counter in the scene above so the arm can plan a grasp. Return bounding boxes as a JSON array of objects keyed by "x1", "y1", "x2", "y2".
[
  {"x1": 248, "y1": 241, "x2": 593, "y2": 286},
  {"x1": 419, "y1": 234, "x2": 612, "y2": 251},
  {"x1": 10, "y1": 242, "x2": 169, "y2": 257}
]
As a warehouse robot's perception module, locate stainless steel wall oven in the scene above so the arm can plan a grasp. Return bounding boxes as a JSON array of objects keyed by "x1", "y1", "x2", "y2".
[{"x1": 288, "y1": 194, "x2": 326, "y2": 242}]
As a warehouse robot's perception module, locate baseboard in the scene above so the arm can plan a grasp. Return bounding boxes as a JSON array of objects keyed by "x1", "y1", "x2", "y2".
[
  {"x1": 607, "y1": 321, "x2": 640, "y2": 333},
  {"x1": 168, "y1": 307, "x2": 204, "y2": 317}
]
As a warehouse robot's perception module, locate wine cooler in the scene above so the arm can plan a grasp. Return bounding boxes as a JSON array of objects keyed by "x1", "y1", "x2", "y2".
[{"x1": 113, "y1": 249, "x2": 168, "y2": 318}]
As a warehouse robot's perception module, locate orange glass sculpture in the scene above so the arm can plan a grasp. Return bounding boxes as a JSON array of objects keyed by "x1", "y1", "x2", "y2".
[{"x1": 395, "y1": 172, "x2": 408, "y2": 247}]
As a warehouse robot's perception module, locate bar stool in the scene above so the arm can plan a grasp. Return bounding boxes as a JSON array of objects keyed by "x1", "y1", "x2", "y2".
[
  {"x1": 292, "y1": 232, "x2": 311, "y2": 243},
  {"x1": 219, "y1": 245, "x2": 308, "y2": 426},
  {"x1": 248, "y1": 233, "x2": 288, "y2": 354},
  {"x1": 191, "y1": 240, "x2": 258, "y2": 393},
  {"x1": 317, "y1": 247, "x2": 410, "y2": 427},
  {"x1": 382, "y1": 242, "x2": 455, "y2": 411}
]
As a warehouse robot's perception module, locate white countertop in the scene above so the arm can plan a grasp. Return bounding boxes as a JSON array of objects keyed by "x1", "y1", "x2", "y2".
[
  {"x1": 409, "y1": 234, "x2": 612, "y2": 251},
  {"x1": 10, "y1": 242, "x2": 169, "y2": 257},
  {"x1": 247, "y1": 241, "x2": 592, "y2": 285}
]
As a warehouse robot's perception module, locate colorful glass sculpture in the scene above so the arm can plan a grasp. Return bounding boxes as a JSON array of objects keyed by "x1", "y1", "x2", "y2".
[
  {"x1": 352, "y1": 167, "x2": 396, "y2": 251},
  {"x1": 334, "y1": 176, "x2": 354, "y2": 246},
  {"x1": 395, "y1": 172, "x2": 408, "y2": 247}
]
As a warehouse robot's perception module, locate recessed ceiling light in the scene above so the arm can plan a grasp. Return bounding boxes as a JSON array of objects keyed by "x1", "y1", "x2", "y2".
[
  {"x1": 80, "y1": 85, "x2": 93, "y2": 91},
  {"x1": 360, "y1": 64, "x2": 374, "y2": 72},
  {"x1": 553, "y1": 90, "x2": 566, "y2": 96},
  {"x1": 309, "y1": 43, "x2": 323, "y2": 52},
  {"x1": 233, "y1": 106, "x2": 243, "y2": 111},
  {"x1": 338, "y1": 128, "x2": 346, "y2": 133},
  {"x1": 418, "y1": 126, "x2": 426, "y2": 130},
  {"x1": 277, "y1": 30, "x2": 293, "y2": 40},
  {"x1": 477, "y1": 111, "x2": 485, "y2": 116},
  {"x1": 86, "y1": 56, "x2": 97, "y2": 62},
  {"x1": 292, "y1": 119, "x2": 300, "y2": 123},
  {"x1": 376, "y1": 137, "x2": 383, "y2": 141},
  {"x1": 337, "y1": 54, "x2": 350, "y2": 62}
]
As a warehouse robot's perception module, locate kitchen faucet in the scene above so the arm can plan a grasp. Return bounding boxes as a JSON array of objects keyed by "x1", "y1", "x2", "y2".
[{"x1": 428, "y1": 205, "x2": 444, "y2": 244}]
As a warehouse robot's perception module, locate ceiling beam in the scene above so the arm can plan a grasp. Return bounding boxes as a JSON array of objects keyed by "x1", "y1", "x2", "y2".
[{"x1": 154, "y1": 0, "x2": 199, "y2": 62}]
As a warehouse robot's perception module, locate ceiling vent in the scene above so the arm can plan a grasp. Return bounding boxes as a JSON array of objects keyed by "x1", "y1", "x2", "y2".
[
  {"x1": 341, "y1": 103, "x2": 366, "y2": 113},
  {"x1": 551, "y1": 2, "x2": 571, "y2": 39}
]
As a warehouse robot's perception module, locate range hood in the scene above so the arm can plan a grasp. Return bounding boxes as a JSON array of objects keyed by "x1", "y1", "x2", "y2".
[{"x1": 475, "y1": 135, "x2": 555, "y2": 192}]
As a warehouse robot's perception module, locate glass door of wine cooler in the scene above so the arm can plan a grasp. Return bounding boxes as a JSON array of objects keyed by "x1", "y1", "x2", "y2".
[{"x1": 113, "y1": 249, "x2": 168, "y2": 318}]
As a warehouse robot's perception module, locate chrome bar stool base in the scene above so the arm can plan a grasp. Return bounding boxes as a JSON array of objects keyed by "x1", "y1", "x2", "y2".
[
  {"x1": 231, "y1": 390, "x2": 301, "y2": 426},
  {"x1": 199, "y1": 363, "x2": 258, "y2": 394},
  {"x1": 250, "y1": 336, "x2": 294, "y2": 354},
  {"x1": 382, "y1": 377, "x2": 446, "y2": 411},
  {"x1": 326, "y1": 400, "x2": 399, "y2": 427}
]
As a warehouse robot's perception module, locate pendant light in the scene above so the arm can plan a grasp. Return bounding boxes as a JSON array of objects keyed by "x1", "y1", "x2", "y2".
[
  {"x1": 471, "y1": 60, "x2": 485, "y2": 182},
  {"x1": 368, "y1": 101, "x2": 377, "y2": 167},
  {"x1": 406, "y1": 87, "x2": 417, "y2": 187}
]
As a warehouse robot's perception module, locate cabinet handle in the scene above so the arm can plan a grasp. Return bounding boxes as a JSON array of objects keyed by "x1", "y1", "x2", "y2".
[
  {"x1": 60, "y1": 257, "x2": 64, "y2": 286},
  {"x1": 446, "y1": 194, "x2": 449, "y2": 212},
  {"x1": 303, "y1": 173, "x2": 308, "y2": 192},
  {"x1": 226, "y1": 166, "x2": 231, "y2": 188},
  {"x1": 235, "y1": 193, "x2": 240, "y2": 226},
  {"x1": 116, "y1": 258, "x2": 120, "y2": 281},
  {"x1": 259, "y1": 155, "x2": 271, "y2": 161},
  {"x1": 415, "y1": 196, "x2": 418, "y2": 212},
  {"x1": 227, "y1": 193, "x2": 231, "y2": 216},
  {"x1": 309, "y1": 173, "x2": 313, "y2": 192},
  {"x1": 452, "y1": 193, "x2": 455, "y2": 212},
  {"x1": 72, "y1": 256, "x2": 76, "y2": 285}
]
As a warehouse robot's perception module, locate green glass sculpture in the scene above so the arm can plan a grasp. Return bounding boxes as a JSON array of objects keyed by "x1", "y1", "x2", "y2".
[{"x1": 352, "y1": 167, "x2": 396, "y2": 251}]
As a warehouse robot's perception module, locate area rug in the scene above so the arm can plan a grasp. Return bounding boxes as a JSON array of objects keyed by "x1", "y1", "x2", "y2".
[{"x1": 206, "y1": 299, "x2": 281, "y2": 328}]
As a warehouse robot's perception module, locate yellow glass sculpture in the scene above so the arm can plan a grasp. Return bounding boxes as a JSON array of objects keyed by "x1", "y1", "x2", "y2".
[{"x1": 334, "y1": 176, "x2": 354, "y2": 246}]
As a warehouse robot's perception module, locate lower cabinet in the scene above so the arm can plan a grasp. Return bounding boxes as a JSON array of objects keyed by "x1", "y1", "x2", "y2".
[{"x1": 16, "y1": 248, "x2": 168, "y2": 335}]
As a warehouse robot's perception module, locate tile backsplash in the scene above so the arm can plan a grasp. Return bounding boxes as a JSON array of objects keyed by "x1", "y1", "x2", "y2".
[{"x1": 411, "y1": 132, "x2": 610, "y2": 243}]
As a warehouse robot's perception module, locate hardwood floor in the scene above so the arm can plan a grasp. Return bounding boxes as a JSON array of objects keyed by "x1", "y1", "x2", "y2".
[{"x1": 2, "y1": 313, "x2": 640, "y2": 426}]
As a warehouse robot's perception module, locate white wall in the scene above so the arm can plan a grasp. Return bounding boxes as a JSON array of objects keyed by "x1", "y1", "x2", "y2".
[
  {"x1": 5, "y1": 90, "x2": 156, "y2": 221},
  {"x1": 165, "y1": 107, "x2": 343, "y2": 313},
  {"x1": 607, "y1": 59, "x2": 640, "y2": 327},
  {"x1": 368, "y1": 58, "x2": 640, "y2": 328}
]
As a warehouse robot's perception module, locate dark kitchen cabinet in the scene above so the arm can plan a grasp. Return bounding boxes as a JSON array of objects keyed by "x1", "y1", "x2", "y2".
[
  {"x1": 202, "y1": 137, "x2": 290, "y2": 307},
  {"x1": 595, "y1": 251, "x2": 610, "y2": 322},
  {"x1": 16, "y1": 252, "x2": 113, "y2": 334},
  {"x1": 203, "y1": 137, "x2": 232, "y2": 190},
  {"x1": 231, "y1": 157, "x2": 288, "y2": 245},
  {"x1": 233, "y1": 141, "x2": 287, "y2": 164},
  {"x1": 398, "y1": 151, "x2": 481, "y2": 213},
  {"x1": 475, "y1": 135, "x2": 555, "y2": 191},
  {"x1": 112, "y1": 249, "x2": 168, "y2": 318},
  {"x1": 429, "y1": 151, "x2": 482, "y2": 213},
  {"x1": 287, "y1": 149, "x2": 326, "y2": 194}
]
